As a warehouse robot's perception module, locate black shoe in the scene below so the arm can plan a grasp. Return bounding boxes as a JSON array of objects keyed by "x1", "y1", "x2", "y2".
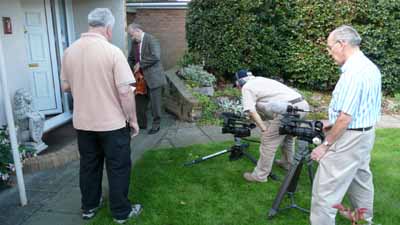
[{"x1": 148, "y1": 127, "x2": 160, "y2": 134}]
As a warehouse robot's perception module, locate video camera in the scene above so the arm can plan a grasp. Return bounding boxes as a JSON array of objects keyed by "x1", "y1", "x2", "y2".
[
  {"x1": 279, "y1": 105, "x2": 324, "y2": 144},
  {"x1": 221, "y1": 112, "x2": 256, "y2": 138}
]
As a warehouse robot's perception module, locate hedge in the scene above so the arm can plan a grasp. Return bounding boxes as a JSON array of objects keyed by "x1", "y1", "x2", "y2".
[{"x1": 186, "y1": 0, "x2": 400, "y2": 94}]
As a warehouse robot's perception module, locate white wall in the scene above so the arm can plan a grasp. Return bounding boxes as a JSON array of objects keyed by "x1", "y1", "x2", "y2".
[
  {"x1": 0, "y1": 0, "x2": 31, "y2": 126},
  {"x1": 71, "y1": 0, "x2": 127, "y2": 53}
]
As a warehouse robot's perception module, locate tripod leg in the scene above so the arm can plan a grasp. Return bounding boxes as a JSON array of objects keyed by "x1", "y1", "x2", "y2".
[
  {"x1": 184, "y1": 149, "x2": 229, "y2": 166},
  {"x1": 268, "y1": 160, "x2": 302, "y2": 219}
]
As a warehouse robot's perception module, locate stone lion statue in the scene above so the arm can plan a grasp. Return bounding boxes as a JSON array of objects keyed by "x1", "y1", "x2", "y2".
[{"x1": 14, "y1": 89, "x2": 47, "y2": 152}]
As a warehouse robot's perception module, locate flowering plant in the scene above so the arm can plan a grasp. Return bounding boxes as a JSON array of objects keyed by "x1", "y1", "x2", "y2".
[
  {"x1": 0, "y1": 126, "x2": 35, "y2": 184},
  {"x1": 333, "y1": 203, "x2": 369, "y2": 225}
]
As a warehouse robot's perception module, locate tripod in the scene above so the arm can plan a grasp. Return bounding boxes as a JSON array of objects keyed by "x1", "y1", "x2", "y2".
[
  {"x1": 184, "y1": 136, "x2": 258, "y2": 166},
  {"x1": 184, "y1": 136, "x2": 280, "y2": 181},
  {"x1": 268, "y1": 139, "x2": 314, "y2": 219}
]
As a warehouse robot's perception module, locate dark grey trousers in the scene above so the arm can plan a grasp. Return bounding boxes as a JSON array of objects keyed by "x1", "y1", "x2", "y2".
[
  {"x1": 136, "y1": 86, "x2": 162, "y2": 129},
  {"x1": 77, "y1": 125, "x2": 132, "y2": 220}
]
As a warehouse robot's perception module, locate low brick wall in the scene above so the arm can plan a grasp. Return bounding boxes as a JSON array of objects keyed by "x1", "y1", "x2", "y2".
[
  {"x1": 23, "y1": 144, "x2": 79, "y2": 173},
  {"x1": 164, "y1": 68, "x2": 202, "y2": 121}
]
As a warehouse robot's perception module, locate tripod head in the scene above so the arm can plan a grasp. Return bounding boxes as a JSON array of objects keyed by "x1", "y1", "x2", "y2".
[
  {"x1": 221, "y1": 112, "x2": 256, "y2": 138},
  {"x1": 279, "y1": 106, "x2": 324, "y2": 145}
]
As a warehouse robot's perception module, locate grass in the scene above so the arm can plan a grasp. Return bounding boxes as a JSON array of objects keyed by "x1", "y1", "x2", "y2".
[{"x1": 88, "y1": 129, "x2": 400, "y2": 225}]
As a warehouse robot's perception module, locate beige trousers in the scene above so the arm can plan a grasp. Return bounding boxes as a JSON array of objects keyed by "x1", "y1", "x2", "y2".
[
  {"x1": 310, "y1": 129, "x2": 375, "y2": 225},
  {"x1": 252, "y1": 100, "x2": 309, "y2": 181}
]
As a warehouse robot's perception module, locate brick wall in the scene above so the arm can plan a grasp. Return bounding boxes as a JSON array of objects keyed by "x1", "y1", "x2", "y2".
[{"x1": 127, "y1": 9, "x2": 187, "y2": 70}]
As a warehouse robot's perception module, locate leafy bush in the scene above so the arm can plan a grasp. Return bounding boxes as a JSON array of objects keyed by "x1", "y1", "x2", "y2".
[
  {"x1": 186, "y1": 0, "x2": 400, "y2": 94},
  {"x1": 177, "y1": 51, "x2": 203, "y2": 68},
  {"x1": 0, "y1": 127, "x2": 34, "y2": 184},
  {"x1": 179, "y1": 65, "x2": 216, "y2": 87}
]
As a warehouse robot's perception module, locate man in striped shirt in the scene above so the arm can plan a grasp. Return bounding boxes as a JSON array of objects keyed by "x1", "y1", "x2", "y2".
[{"x1": 310, "y1": 25, "x2": 381, "y2": 225}]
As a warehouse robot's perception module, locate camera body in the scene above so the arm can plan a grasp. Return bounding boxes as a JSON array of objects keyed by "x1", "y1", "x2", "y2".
[
  {"x1": 279, "y1": 106, "x2": 324, "y2": 144},
  {"x1": 221, "y1": 112, "x2": 256, "y2": 138}
]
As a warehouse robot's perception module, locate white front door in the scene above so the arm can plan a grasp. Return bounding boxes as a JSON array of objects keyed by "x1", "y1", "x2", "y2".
[{"x1": 22, "y1": 0, "x2": 62, "y2": 114}]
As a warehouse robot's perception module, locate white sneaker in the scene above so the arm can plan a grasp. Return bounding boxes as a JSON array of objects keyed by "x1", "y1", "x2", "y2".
[
  {"x1": 81, "y1": 197, "x2": 104, "y2": 220},
  {"x1": 113, "y1": 204, "x2": 143, "y2": 224}
]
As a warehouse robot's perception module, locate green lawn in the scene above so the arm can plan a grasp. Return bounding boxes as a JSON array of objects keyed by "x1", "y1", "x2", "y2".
[{"x1": 88, "y1": 129, "x2": 400, "y2": 225}]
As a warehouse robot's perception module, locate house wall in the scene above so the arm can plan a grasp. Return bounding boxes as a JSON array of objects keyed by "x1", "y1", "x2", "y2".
[
  {"x1": 71, "y1": 0, "x2": 127, "y2": 53},
  {"x1": 0, "y1": 0, "x2": 31, "y2": 126},
  {"x1": 127, "y1": 9, "x2": 187, "y2": 70}
]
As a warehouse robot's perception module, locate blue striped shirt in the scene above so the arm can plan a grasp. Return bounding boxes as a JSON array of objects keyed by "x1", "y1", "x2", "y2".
[{"x1": 328, "y1": 51, "x2": 381, "y2": 129}]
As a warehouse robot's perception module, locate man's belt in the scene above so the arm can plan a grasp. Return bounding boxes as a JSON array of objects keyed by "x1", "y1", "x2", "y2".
[
  {"x1": 347, "y1": 126, "x2": 373, "y2": 132},
  {"x1": 289, "y1": 97, "x2": 304, "y2": 105}
]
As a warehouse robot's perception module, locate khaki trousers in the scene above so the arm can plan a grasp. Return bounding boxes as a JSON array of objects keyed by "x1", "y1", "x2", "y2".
[
  {"x1": 251, "y1": 100, "x2": 309, "y2": 181},
  {"x1": 310, "y1": 129, "x2": 375, "y2": 225},
  {"x1": 251, "y1": 116, "x2": 294, "y2": 181}
]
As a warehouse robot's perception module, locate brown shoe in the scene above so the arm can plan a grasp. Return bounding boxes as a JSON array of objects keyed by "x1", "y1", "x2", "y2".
[
  {"x1": 275, "y1": 159, "x2": 290, "y2": 171},
  {"x1": 243, "y1": 172, "x2": 267, "y2": 183}
]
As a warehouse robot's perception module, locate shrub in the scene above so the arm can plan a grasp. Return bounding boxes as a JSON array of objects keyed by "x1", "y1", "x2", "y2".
[
  {"x1": 0, "y1": 127, "x2": 34, "y2": 184},
  {"x1": 186, "y1": 0, "x2": 400, "y2": 94},
  {"x1": 179, "y1": 65, "x2": 216, "y2": 87}
]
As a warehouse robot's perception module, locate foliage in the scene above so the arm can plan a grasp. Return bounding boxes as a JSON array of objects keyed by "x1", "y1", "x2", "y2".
[
  {"x1": 88, "y1": 129, "x2": 398, "y2": 225},
  {"x1": 179, "y1": 65, "x2": 216, "y2": 87},
  {"x1": 0, "y1": 127, "x2": 34, "y2": 184},
  {"x1": 217, "y1": 97, "x2": 243, "y2": 116},
  {"x1": 214, "y1": 87, "x2": 241, "y2": 98},
  {"x1": 192, "y1": 92, "x2": 220, "y2": 125},
  {"x1": 177, "y1": 51, "x2": 204, "y2": 68},
  {"x1": 333, "y1": 204, "x2": 369, "y2": 225},
  {"x1": 186, "y1": 0, "x2": 400, "y2": 94}
]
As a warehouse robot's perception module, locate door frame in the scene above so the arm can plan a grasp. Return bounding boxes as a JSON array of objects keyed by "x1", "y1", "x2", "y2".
[
  {"x1": 44, "y1": 0, "x2": 63, "y2": 115},
  {"x1": 43, "y1": 0, "x2": 75, "y2": 131}
]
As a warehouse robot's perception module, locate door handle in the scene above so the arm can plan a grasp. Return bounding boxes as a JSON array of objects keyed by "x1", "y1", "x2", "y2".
[{"x1": 28, "y1": 63, "x2": 39, "y2": 68}]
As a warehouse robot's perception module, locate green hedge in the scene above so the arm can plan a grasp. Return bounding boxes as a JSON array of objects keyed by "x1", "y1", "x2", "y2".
[{"x1": 186, "y1": 0, "x2": 400, "y2": 94}]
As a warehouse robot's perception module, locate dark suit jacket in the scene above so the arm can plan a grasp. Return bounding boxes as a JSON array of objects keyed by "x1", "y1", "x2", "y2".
[{"x1": 128, "y1": 33, "x2": 166, "y2": 89}]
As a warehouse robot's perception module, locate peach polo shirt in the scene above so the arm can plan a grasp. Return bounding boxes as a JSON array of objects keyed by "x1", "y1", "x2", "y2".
[{"x1": 61, "y1": 32, "x2": 135, "y2": 131}]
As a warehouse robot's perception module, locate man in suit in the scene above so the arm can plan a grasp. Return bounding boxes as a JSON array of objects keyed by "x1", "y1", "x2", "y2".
[{"x1": 128, "y1": 23, "x2": 167, "y2": 134}]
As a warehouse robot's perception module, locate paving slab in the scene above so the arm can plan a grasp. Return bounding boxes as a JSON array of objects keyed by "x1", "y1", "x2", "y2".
[
  {"x1": 22, "y1": 211, "x2": 84, "y2": 225},
  {"x1": 41, "y1": 187, "x2": 81, "y2": 214},
  {"x1": 168, "y1": 126, "x2": 212, "y2": 148},
  {"x1": 376, "y1": 115, "x2": 400, "y2": 128}
]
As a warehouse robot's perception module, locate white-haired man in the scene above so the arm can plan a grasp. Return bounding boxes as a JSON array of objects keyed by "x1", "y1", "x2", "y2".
[
  {"x1": 310, "y1": 25, "x2": 381, "y2": 225},
  {"x1": 235, "y1": 69, "x2": 309, "y2": 183},
  {"x1": 61, "y1": 8, "x2": 141, "y2": 224}
]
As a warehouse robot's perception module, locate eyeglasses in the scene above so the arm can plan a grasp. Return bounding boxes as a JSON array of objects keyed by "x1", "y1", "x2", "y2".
[{"x1": 326, "y1": 41, "x2": 340, "y2": 52}]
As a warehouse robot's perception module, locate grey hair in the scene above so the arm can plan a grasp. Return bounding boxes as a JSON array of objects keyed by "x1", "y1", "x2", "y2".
[
  {"x1": 88, "y1": 8, "x2": 115, "y2": 28},
  {"x1": 127, "y1": 23, "x2": 143, "y2": 32},
  {"x1": 331, "y1": 25, "x2": 362, "y2": 47}
]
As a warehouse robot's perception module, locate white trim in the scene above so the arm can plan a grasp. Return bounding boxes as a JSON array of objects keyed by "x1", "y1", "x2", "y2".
[
  {"x1": 44, "y1": 0, "x2": 63, "y2": 114},
  {"x1": 64, "y1": 0, "x2": 76, "y2": 44},
  {"x1": 126, "y1": 2, "x2": 188, "y2": 9},
  {"x1": 0, "y1": 38, "x2": 27, "y2": 206},
  {"x1": 44, "y1": 111, "x2": 72, "y2": 132},
  {"x1": 53, "y1": 0, "x2": 72, "y2": 114}
]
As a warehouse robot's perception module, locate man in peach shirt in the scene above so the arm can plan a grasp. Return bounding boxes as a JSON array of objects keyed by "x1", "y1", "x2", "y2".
[{"x1": 61, "y1": 8, "x2": 140, "y2": 224}]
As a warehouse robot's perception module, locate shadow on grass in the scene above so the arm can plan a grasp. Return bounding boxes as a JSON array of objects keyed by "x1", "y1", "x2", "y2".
[{"x1": 88, "y1": 129, "x2": 400, "y2": 225}]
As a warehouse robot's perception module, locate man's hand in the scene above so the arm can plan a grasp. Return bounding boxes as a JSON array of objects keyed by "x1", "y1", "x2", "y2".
[
  {"x1": 311, "y1": 144, "x2": 329, "y2": 162},
  {"x1": 129, "y1": 121, "x2": 139, "y2": 137},
  {"x1": 322, "y1": 120, "x2": 333, "y2": 132},
  {"x1": 133, "y1": 63, "x2": 140, "y2": 73}
]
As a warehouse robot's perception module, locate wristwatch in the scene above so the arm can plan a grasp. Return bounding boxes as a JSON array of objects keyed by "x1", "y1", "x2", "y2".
[{"x1": 322, "y1": 140, "x2": 331, "y2": 147}]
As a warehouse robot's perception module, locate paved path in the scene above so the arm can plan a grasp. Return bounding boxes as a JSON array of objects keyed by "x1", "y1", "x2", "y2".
[{"x1": 0, "y1": 114, "x2": 399, "y2": 225}]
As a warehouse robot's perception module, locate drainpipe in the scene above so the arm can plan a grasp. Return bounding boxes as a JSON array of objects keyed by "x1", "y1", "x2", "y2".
[{"x1": 0, "y1": 39, "x2": 27, "y2": 206}]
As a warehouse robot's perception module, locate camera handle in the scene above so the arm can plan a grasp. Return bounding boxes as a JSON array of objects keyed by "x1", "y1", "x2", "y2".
[{"x1": 268, "y1": 140, "x2": 314, "y2": 219}]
